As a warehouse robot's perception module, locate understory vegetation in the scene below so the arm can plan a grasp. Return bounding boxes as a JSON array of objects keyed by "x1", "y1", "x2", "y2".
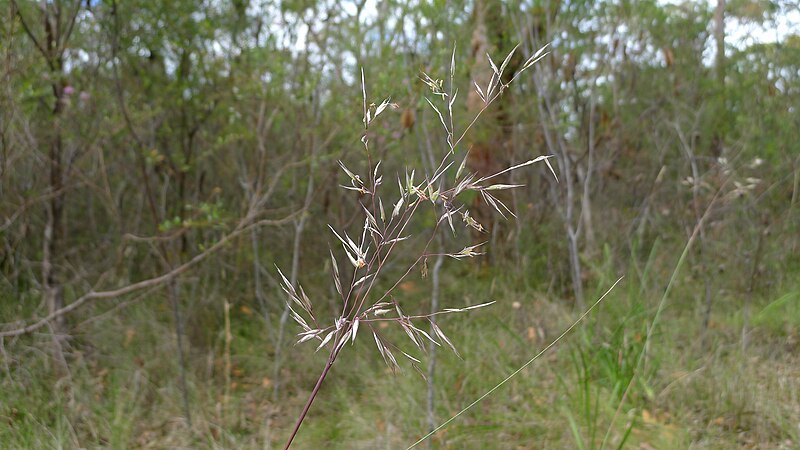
[
  {"x1": 1, "y1": 0, "x2": 799, "y2": 448},
  {"x1": 2, "y1": 257, "x2": 798, "y2": 448}
]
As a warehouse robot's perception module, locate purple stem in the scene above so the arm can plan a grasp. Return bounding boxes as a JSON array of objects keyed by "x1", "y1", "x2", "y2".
[{"x1": 283, "y1": 342, "x2": 340, "y2": 449}]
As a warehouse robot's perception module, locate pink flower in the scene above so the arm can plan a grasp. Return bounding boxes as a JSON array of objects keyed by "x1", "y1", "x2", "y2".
[{"x1": 63, "y1": 85, "x2": 75, "y2": 95}]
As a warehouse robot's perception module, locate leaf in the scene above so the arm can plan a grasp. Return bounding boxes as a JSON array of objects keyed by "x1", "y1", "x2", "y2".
[
  {"x1": 342, "y1": 228, "x2": 361, "y2": 255},
  {"x1": 330, "y1": 250, "x2": 342, "y2": 296},
  {"x1": 354, "y1": 273, "x2": 374, "y2": 287},
  {"x1": 338, "y1": 160, "x2": 357, "y2": 183},
  {"x1": 484, "y1": 183, "x2": 524, "y2": 191},
  {"x1": 522, "y1": 43, "x2": 551, "y2": 71},
  {"x1": 297, "y1": 328, "x2": 321, "y2": 338},
  {"x1": 297, "y1": 284, "x2": 313, "y2": 313},
  {"x1": 401, "y1": 322, "x2": 422, "y2": 349},
  {"x1": 482, "y1": 191, "x2": 515, "y2": 219},
  {"x1": 464, "y1": 301, "x2": 496, "y2": 310},
  {"x1": 448, "y1": 87, "x2": 458, "y2": 110},
  {"x1": 297, "y1": 334, "x2": 317, "y2": 344},
  {"x1": 373, "y1": 98, "x2": 392, "y2": 121},
  {"x1": 450, "y1": 43, "x2": 457, "y2": 80},
  {"x1": 276, "y1": 266, "x2": 296, "y2": 296},
  {"x1": 339, "y1": 184, "x2": 367, "y2": 193},
  {"x1": 384, "y1": 347, "x2": 399, "y2": 370},
  {"x1": 373, "y1": 161, "x2": 382, "y2": 183},
  {"x1": 395, "y1": 302, "x2": 404, "y2": 318},
  {"x1": 431, "y1": 161, "x2": 454, "y2": 185},
  {"x1": 487, "y1": 73, "x2": 497, "y2": 99},
  {"x1": 362, "y1": 204, "x2": 378, "y2": 228},
  {"x1": 401, "y1": 350, "x2": 421, "y2": 363},
  {"x1": 473, "y1": 80, "x2": 486, "y2": 102},
  {"x1": 499, "y1": 44, "x2": 520, "y2": 77},
  {"x1": 449, "y1": 242, "x2": 486, "y2": 259},
  {"x1": 361, "y1": 217, "x2": 369, "y2": 251},
  {"x1": 431, "y1": 321, "x2": 460, "y2": 357},
  {"x1": 533, "y1": 42, "x2": 550, "y2": 60},
  {"x1": 373, "y1": 331, "x2": 386, "y2": 360},
  {"x1": 316, "y1": 330, "x2": 335, "y2": 352},
  {"x1": 361, "y1": 67, "x2": 368, "y2": 128},
  {"x1": 441, "y1": 209, "x2": 456, "y2": 235},
  {"x1": 335, "y1": 329, "x2": 352, "y2": 353},
  {"x1": 487, "y1": 52, "x2": 500, "y2": 76},
  {"x1": 456, "y1": 150, "x2": 470, "y2": 180},
  {"x1": 454, "y1": 175, "x2": 473, "y2": 197},
  {"x1": 288, "y1": 305, "x2": 312, "y2": 331},
  {"x1": 443, "y1": 301, "x2": 496, "y2": 312},
  {"x1": 427, "y1": 184, "x2": 439, "y2": 204},
  {"x1": 523, "y1": 52, "x2": 549, "y2": 71},
  {"x1": 366, "y1": 224, "x2": 383, "y2": 239},
  {"x1": 392, "y1": 196, "x2": 404, "y2": 218},
  {"x1": 477, "y1": 155, "x2": 556, "y2": 183},
  {"x1": 461, "y1": 210, "x2": 486, "y2": 234},
  {"x1": 329, "y1": 225, "x2": 361, "y2": 266},
  {"x1": 524, "y1": 43, "x2": 550, "y2": 69},
  {"x1": 544, "y1": 156, "x2": 559, "y2": 182},
  {"x1": 406, "y1": 169, "x2": 415, "y2": 193},
  {"x1": 344, "y1": 245, "x2": 360, "y2": 268},
  {"x1": 425, "y1": 97, "x2": 449, "y2": 135},
  {"x1": 414, "y1": 325, "x2": 440, "y2": 347},
  {"x1": 481, "y1": 191, "x2": 508, "y2": 220},
  {"x1": 351, "y1": 319, "x2": 359, "y2": 344},
  {"x1": 385, "y1": 235, "x2": 411, "y2": 244},
  {"x1": 296, "y1": 328, "x2": 323, "y2": 345}
]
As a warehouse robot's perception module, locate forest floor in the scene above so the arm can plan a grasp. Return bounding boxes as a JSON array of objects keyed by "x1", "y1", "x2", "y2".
[{"x1": 1, "y1": 262, "x2": 798, "y2": 449}]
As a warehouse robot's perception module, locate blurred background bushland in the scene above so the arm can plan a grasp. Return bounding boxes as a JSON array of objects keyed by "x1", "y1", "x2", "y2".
[{"x1": 0, "y1": 0, "x2": 798, "y2": 448}]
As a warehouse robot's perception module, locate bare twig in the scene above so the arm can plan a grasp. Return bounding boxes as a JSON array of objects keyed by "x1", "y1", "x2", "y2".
[{"x1": 0, "y1": 214, "x2": 299, "y2": 338}]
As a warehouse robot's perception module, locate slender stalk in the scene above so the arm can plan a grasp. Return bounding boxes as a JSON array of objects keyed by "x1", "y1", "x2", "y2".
[
  {"x1": 223, "y1": 299, "x2": 232, "y2": 424},
  {"x1": 426, "y1": 240, "x2": 445, "y2": 449},
  {"x1": 742, "y1": 223, "x2": 765, "y2": 351},
  {"x1": 169, "y1": 280, "x2": 192, "y2": 427},
  {"x1": 252, "y1": 228, "x2": 269, "y2": 325},
  {"x1": 600, "y1": 180, "x2": 729, "y2": 449},
  {"x1": 273, "y1": 94, "x2": 320, "y2": 400},
  {"x1": 283, "y1": 345, "x2": 339, "y2": 450},
  {"x1": 408, "y1": 277, "x2": 622, "y2": 449},
  {"x1": 282, "y1": 46, "x2": 554, "y2": 448}
]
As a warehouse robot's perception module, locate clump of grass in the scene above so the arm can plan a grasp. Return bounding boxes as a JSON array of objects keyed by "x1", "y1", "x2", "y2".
[{"x1": 278, "y1": 43, "x2": 554, "y2": 448}]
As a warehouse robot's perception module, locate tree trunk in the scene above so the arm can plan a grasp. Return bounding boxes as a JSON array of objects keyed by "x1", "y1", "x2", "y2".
[
  {"x1": 43, "y1": 102, "x2": 65, "y2": 333},
  {"x1": 714, "y1": 0, "x2": 725, "y2": 86},
  {"x1": 466, "y1": 0, "x2": 514, "y2": 260}
]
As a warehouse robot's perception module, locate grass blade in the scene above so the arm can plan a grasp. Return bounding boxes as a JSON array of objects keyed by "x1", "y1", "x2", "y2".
[{"x1": 407, "y1": 277, "x2": 623, "y2": 449}]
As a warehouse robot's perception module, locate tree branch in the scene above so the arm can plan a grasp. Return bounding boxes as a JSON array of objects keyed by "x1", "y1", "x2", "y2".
[
  {"x1": 0, "y1": 213, "x2": 300, "y2": 338},
  {"x1": 11, "y1": 0, "x2": 54, "y2": 71}
]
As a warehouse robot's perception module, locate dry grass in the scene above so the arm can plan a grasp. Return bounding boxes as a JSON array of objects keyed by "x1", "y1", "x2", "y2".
[{"x1": 1, "y1": 270, "x2": 797, "y2": 448}]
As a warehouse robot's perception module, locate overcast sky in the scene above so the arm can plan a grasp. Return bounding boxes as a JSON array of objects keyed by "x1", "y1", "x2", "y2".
[{"x1": 660, "y1": 0, "x2": 799, "y2": 48}]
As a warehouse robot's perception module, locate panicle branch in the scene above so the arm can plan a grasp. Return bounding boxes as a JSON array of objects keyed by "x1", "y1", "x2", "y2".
[{"x1": 278, "y1": 42, "x2": 555, "y2": 370}]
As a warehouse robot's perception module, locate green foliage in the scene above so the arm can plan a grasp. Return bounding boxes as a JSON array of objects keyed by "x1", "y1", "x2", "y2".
[
  {"x1": 753, "y1": 290, "x2": 800, "y2": 333},
  {"x1": 1, "y1": 0, "x2": 799, "y2": 448}
]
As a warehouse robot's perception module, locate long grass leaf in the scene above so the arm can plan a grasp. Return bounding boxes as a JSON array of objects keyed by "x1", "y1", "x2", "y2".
[{"x1": 406, "y1": 277, "x2": 623, "y2": 449}]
